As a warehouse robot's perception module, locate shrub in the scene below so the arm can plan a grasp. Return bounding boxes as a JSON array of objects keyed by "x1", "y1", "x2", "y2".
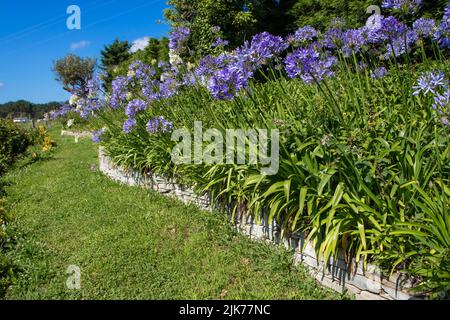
[{"x1": 0, "y1": 119, "x2": 32, "y2": 175}]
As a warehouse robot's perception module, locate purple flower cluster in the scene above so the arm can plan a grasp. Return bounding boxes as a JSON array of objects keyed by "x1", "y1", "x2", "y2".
[
  {"x1": 434, "y1": 5, "x2": 450, "y2": 49},
  {"x1": 382, "y1": 0, "x2": 422, "y2": 14},
  {"x1": 290, "y1": 26, "x2": 318, "y2": 44},
  {"x1": 125, "y1": 99, "x2": 147, "y2": 118},
  {"x1": 284, "y1": 48, "x2": 336, "y2": 83},
  {"x1": 169, "y1": 26, "x2": 190, "y2": 53},
  {"x1": 146, "y1": 116, "x2": 173, "y2": 134},
  {"x1": 341, "y1": 28, "x2": 366, "y2": 57},
  {"x1": 51, "y1": 104, "x2": 73, "y2": 119},
  {"x1": 413, "y1": 18, "x2": 436, "y2": 38},
  {"x1": 110, "y1": 76, "x2": 128, "y2": 109},
  {"x1": 65, "y1": 7, "x2": 449, "y2": 135},
  {"x1": 212, "y1": 37, "x2": 229, "y2": 48},
  {"x1": 413, "y1": 71, "x2": 447, "y2": 96},
  {"x1": 413, "y1": 71, "x2": 449, "y2": 125},
  {"x1": 371, "y1": 67, "x2": 389, "y2": 79},
  {"x1": 92, "y1": 128, "x2": 105, "y2": 143},
  {"x1": 123, "y1": 118, "x2": 137, "y2": 134}
]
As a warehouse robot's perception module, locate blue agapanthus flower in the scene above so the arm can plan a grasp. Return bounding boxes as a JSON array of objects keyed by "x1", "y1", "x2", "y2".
[
  {"x1": 284, "y1": 48, "x2": 337, "y2": 84},
  {"x1": 321, "y1": 27, "x2": 344, "y2": 49},
  {"x1": 341, "y1": 28, "x2": 367, "y2": 57},
  {"x1": 382, "y1": 0, "x2": 422, "y2": 14},
  {"x1": 413, "y1": 71, "x2": 448, "y2": 96},
  {"x1": 146, "y1": 116, "x2": 174, "y2": 134},
  {"x1": 434, "y1": 5, "x2": 450, "y2": 49},
  {"x1": 432, "y1": 89, "x2": 450, "y2": 110},
  {"x1": 123, "y1": 118, "x2": 137, "y2": 134},
  {"x1": 110, "y1": 76, "x2": 128, "y2": 109},
  {"x1": 212, "y1": 37, "x2": 229, "y2": 48},
  {"x1": 413, "y1": 18, "x2": 436, "y2": 38},
  {"x1": 371, "y1": 67, "x2": 389, "y2": 79},
  {"x1": 92, "y1": 128, "x2": 105, "y2": 143},
  {"x1": 125, "y1": 99, "x2": 147, "y2": 118},
  {"x1": 169, "y1": 26, "x2": 190, "y2": 52},
  {"x1": 291, "y1": 26, "x2": 318, "y2": 44}
]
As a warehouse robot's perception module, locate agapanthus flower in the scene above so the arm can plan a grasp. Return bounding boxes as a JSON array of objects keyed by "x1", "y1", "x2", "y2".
[
  {"x1": 381, "y1": 0, "x2": 422, "y2": 14},
  {"x1": 284, "y1": 48, "x2": 337, "y2": 84},
  {"x1": 110, "y1": 76, "x2": 128, "y2": 109},
  {"x1": 123, "y1": 118, "x2": 137, "y2": 134},
  {"x1": 125, "y1": 99, "x2": 147, "y2": 118},
  {"x1": 413, "y1": 18, "x2": 436, "y2": 38},
  {"x1": 159, "y1": 75, "x2": 181, "y2": 99},
  {"x1": 207, "y1": 64, "x2": 249, "y2": 100},
  {"x1": 434, "y1": 5, "x2": 450, "y2": 49},
  {"x1": 291, "y1": 26, "x2": 318, "y2": 44},
  {"x1": 341, "y1": 28, "x2": 367, "y2": 57},
  {"x1": 321, "y1": 27, "x2": 344, "y2": 49},
  {"x1": 86, "y1": 77, "x2": 101, "y2": 98},
  {"x1": 146, "y1": 116, "x2": 174, "y2": 134},
  {"x1": 243, "y1": 32, "x2": 289, "y2": 65},
  {"x1": 378, "y1": 16, "x2": 407, "y2": 43},
  {"x1": 371, "y1": 67, "x2": 389, "y2": 79},
  {"x1": 128, "y1": 61, "x2": 155, "y2": 84},
  {"x1": 212, "y1": 37, "x2": 229, "y2": 48},
  {"x1": 195, "y1": 54, "x2": 233, "y2": 86},
  {"x1": 432, "y1": 89, "x2": 450, "y2": 110},
  {"x1": 413, "y1": 71, "x2": 448, "y2": 96},
  {"x1": 384, "y1": 28, "x2": 418, "y2": 59},
  {"x1": 51, "y1": 104, "x2": 73, "y2": 119},
  {"x1": 168, "y1": 26, "x2": 190, "y2": 53},
  {"x1": 92, "y1": 128, "x2": 105, "y2": 143}
]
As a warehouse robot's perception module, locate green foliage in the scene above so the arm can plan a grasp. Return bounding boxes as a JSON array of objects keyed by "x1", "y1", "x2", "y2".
[
  {"x1": 0, "y1": 119, "x2": 32, "y2": 175},
  {"x1": 52, "y1": 54, "x2": 96, "y2": 93},
  {"x1": 287, "y1": 0, "x2": 447, "y2": 30},
  {"x1": 287, "y1": 0, "x2": 382, "y2": 30}
]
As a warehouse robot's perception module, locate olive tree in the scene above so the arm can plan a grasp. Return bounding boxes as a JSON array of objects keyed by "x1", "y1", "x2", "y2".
[{"x1": 52, "y1": 54, "x2": 96, "y2": 94}]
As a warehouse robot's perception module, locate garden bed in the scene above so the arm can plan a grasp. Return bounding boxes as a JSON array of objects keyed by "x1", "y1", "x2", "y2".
[{"x1": 98, "y1": 146, "x2": 418, "y2": 300}]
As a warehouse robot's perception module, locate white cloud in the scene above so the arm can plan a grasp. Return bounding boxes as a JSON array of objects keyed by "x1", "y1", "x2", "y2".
[
  {"x1": 130, "y1": 37, "x2": 150, "y2": 53},
  {"x1": 70, "y1": 40, "x2": 91, "y2": 50},
  {"x1": 0, "y1": 82, "x2": 4, "y2": 89}
]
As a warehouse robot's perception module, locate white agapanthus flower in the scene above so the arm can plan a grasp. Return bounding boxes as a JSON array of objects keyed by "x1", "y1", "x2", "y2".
[
  {"x1": 69, "y1": 94, "x2": 79, "y2": 106},
  {"x1": 169, "y1": 50, "x2": 183, "y2": 66},
  {"x1": 127, "y1": 70, "x2": 136, "y2": 78},
  {"x1": 67, "y1": 119, "x2": 75, "y2": 128}
]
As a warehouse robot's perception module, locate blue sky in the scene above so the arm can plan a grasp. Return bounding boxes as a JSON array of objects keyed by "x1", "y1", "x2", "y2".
[{"x1": 0, "y1": 0, "x2": 170, "y2": 104}]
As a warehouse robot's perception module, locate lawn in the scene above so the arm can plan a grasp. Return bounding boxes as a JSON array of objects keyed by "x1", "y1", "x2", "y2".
[{"x1": 1, "y1": 129, "x2": 341, "y2": 300}]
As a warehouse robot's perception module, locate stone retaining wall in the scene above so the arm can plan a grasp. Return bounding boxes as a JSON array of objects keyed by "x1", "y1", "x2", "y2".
[
  {"x1": 61, "y1": 130, "x2": 93, "y2": 142},
  {"x1": 98, "y1": 146, "x2": 418, "y2": 300}
]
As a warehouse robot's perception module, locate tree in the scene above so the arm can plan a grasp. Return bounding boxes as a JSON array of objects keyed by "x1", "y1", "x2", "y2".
[
  {"x1": 100, "y1": 39, "x2": 131, "y2": 70},
  {"x1": 164, "y1": 0, "x2": 260, "y2": 56},
  {"x1": 52, "y1": 54, "x2": 96, "y2": 94},
  {"x1": 286, "y1": 0, "x2": 446, "y2": 31},
  {"x1": 100, "y1": 39, "x2": 131, "y2": 87}
]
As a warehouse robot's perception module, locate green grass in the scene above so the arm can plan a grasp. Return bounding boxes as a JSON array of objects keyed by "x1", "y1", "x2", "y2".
[{"x1": 1, "y1": 129, "x2": 342, "y2": 300}]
